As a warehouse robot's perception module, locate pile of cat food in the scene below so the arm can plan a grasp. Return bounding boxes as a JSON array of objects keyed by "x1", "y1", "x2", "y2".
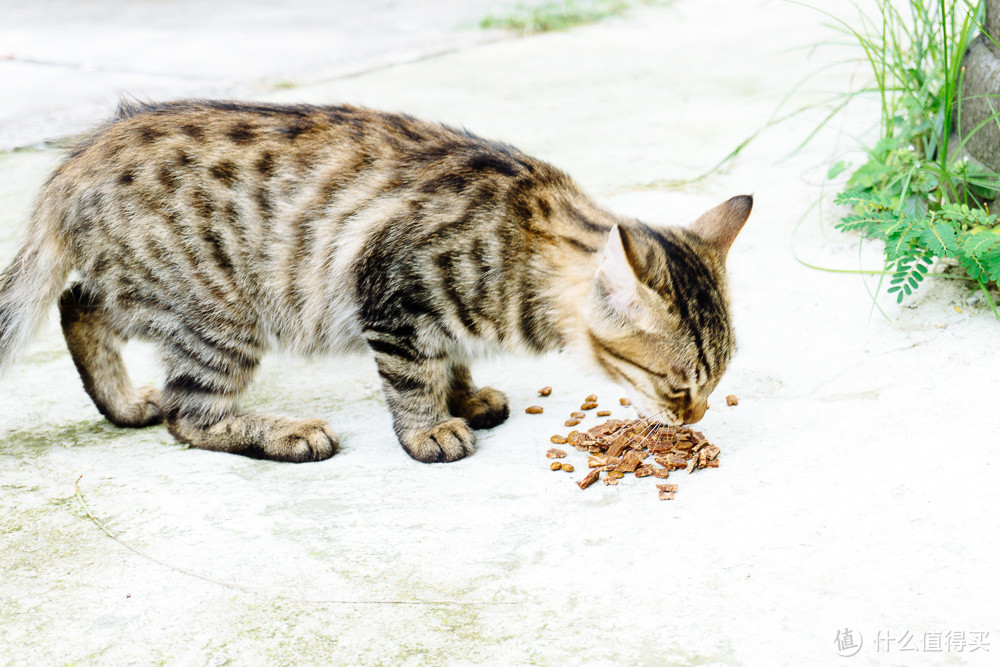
[{"x1": 531, "y1": 389, "x2": 721, "y2": 500}]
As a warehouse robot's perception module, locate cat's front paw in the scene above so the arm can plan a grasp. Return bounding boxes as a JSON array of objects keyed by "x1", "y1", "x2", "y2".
[
  {"x1": 400, "y1": 418, "x2": 476, "y2": 463},
  {"x1": 450, "y1": 387, "x2": 509, "y2": 430},
  {"x1": 254, "y1": 417, "x2": 339, "y2": 462}
]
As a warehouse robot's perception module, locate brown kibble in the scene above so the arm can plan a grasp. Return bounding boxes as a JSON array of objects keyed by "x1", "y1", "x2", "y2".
[
  {"x1": 550, "y1": 435, "x2": 567, "y2": 445},
  {"x1": 657, "y1": 483, "x2": 678, "y2": 500},
  {"x1": 550, "y1": 461, "x2": 562, "y2": 471},
  {"x1": 585, "y1": 394, "x2": 598, "y2": 403},
  {"x1": 606, "y1": 435, "x2": 631, "y2": 458},
  {"x1": 546, "y1": 448, "x2": 567, "y2": 459},
  {"x1": 652, "y1": 467, "x2": 670, "y2": 479},
  {"x1": 560, "y1": 463, "x2": 575, "y2": 473},
  {"x1": 619, "y1": 397, "x2": 632, "y2": 406},
  {"x1": 726, "y1": 394, "x2": 739, "y2": 406},
  {"x1": 619, "y1": 449, "x2": 647, "y2": 473},
  {"x1": 596, "y1": 410, "x2": 611, "y2": 417},
  {"x1": 580, "y1": 402, "x2": 599, "y2": 410},
  {"x1": 539, "y1": 386, "x2": 553, "y2": 396},
  {"x1": 526, "y1": 406, "x2": 543, "y2": 414},
  {"x1": 634, "y1": 464, "x2": 653, "y2": 478},
  {"x1": 606, "y1": 470, "x2": 625, "y2": 480},
  {"x1": 565, "y1": 419, "x2": 581, "y2": 427},
  {"x1": 604, "y1": 477, "x2": 619, "y2": 486},
  {"x1": 577, "y1": 468, "x2": 601, "y2": 489},
  {"x1": 705, "y1": 459, "x2": 719, "y2": 468},
  {"x1": 570, "y1": 411, "x2": 586, "y2": 419}
]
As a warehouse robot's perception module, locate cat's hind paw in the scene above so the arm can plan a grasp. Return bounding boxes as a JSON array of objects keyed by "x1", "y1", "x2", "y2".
[{"x1": 400, "y1": 418, "x2": 476, "y2": 463}]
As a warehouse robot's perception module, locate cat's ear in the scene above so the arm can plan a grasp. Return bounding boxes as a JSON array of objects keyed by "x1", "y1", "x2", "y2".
[
  {"x1": 690, "y1": 194, "x2": 753, "y2": 257},
  {"x1": 596, "y1": 225, "x2": 641, "y2": 314}
]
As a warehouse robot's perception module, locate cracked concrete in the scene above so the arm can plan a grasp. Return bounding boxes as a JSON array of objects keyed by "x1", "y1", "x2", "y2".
[
  {"x1": 0, "y1": 0, "x2": 518, "y2": 150},
  {"x1": 2, "y1": 0, "x2": 1000, "y2": 664}
]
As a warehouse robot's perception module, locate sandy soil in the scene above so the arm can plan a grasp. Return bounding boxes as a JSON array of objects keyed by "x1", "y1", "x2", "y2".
[{"x1": 1, "y1": 0, "x2": 998, "y2": 664}]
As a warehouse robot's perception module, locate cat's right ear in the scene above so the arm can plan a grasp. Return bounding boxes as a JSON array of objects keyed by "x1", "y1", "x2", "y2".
[
  {"x1": 689, "y1": 194, "x2": 753, "y2": 258},
  {"x1": 595, "y1": 225, "x2": 641, "y2": 315}
]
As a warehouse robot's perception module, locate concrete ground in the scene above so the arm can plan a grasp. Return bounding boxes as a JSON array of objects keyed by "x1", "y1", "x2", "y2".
[{"x1": 2, "y1": 0, "x2": 999, "y2": 664}]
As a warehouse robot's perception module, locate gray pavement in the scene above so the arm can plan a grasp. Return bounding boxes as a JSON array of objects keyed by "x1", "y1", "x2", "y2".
[
  {"x1": 0, "y1": 0, "x2": 521, "y2": 150},
  {"x1": 3, "y1": 0, "x2": 999, "y2": 664}
]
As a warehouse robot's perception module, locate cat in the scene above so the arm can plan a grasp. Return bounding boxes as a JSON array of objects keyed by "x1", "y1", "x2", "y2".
[{"x1": 0, "y1": 100, "x2": 751, "y2": 463}]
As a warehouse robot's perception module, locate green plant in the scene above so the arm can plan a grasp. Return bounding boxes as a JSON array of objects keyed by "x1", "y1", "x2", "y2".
[
  {"x1": 823, "y1": 0, "x2": 1000, "y2": 316},
  {"x1": 479, "y1": 0, "x2": 635, "y2": 34}
]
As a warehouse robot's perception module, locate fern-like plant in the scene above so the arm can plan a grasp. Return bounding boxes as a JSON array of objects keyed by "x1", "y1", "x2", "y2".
[{"x1": 826, "y1": 0, "x2": 1000, "y2": 318}]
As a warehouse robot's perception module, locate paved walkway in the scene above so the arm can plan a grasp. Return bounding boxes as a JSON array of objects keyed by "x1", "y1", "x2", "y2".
[
  {"x1": 0, "y1": 0, "x2": 514, "y2": 150},
  {"x1": 2, "y1": 0, "x2": 998, "y2": 664}
]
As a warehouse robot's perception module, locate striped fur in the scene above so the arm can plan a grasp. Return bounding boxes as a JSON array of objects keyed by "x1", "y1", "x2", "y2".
[{"x1": 0, "y1": 100, "x2": 751, "y2": 463}]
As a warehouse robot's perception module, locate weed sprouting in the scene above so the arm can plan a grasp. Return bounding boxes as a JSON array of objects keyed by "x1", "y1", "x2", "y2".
[{"x1": 820, "y1": 0, "x2": 1000, "y2": 317}]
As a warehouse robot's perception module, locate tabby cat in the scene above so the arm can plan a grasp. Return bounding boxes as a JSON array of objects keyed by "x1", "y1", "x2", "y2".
[{"x1": 0, "y1": 100, "x2": 751, "y2": 463}]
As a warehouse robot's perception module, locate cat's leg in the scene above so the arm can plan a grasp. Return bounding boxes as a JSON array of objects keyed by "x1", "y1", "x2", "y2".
[
  {"x1": 159, "y1": 327, "x2": 337, "y2": 463},
  {"x1": 366, "y1": 334, "x2": 475, "y2": 462},
  {"x1": 59, "y1": 283, "x2": 162, "y2": 427},
  {"x1": 446, "y1": 363, "x2": 510, "y2": 430}
]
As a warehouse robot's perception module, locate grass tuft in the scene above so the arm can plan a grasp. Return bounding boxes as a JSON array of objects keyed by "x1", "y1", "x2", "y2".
[
  {"x1": 799, "y1": 0, "x2": 1000, "y2": 318},
  {"x1": 480, "y1": 0, "x2": 658, "y2": 34}
]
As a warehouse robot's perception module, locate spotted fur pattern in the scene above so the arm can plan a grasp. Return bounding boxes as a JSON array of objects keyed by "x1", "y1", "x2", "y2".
[{"x1": 0, "y1": 100, "x2": 751, "y2": 463}]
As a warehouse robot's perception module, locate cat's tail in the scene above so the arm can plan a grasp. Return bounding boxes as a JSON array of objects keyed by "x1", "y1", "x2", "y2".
[{"x1": 0, "y1": 204, "x2": 74, "y2": 375}]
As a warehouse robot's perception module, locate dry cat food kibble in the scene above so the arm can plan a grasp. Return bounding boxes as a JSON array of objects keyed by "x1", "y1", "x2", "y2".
[
  {"x1": 539, "y1": 386, "x2": 553, "y2": 396},
  {"x1": 550, "y1": 461, "x2": 562, "y2": 471},
  {"x1": 546, "y1": 448, "x2": 567, "y2": 458},
  {"x1": 570, "y1": 411, "x2": 586, "y2": 419},
  {"x1": 585, "y1": 394, "x2": 598, "y2": 403},
  {"x1": 560, "y1": 463, "x2": 575, "y2": 473},
  {"x1": 525, "y1": 406, "x2": 543, "y2": 414},
  {"x1": 619, "y1": 398, "x2": 632, "y2": 406},
  {"x1": 580, "y1": 402, "x2": 599, "y2": 410},
  {"x1": 550, "y1": 434, "x2": 567, "y2": 445},
  {"x1": 596, "y1": 410, "x2": 611, "y2": 417},
  {"x1": 726, "y1": 395, "x2": 739, "y2": 406},
  {"x1": 543, "y1": 417, "x2": 721, "y2": 499},
  {"x1": 565, "y1": 418, "x2": 581, "y2": 427}
]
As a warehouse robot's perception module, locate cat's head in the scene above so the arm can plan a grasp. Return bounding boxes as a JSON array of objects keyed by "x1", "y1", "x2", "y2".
[{"x1": 584, "y1": 195, "x2": 752, "y2": 425}]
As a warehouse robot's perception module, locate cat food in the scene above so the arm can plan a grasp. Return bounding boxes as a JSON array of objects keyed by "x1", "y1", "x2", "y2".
[
  {"x1": 565, "y1": 419, "x2": 581, "y2": 427},
  {"x1": 580, "y1": 402, "x2": 599, "y2": 410},
  {"x1": 570, "y1": 411, "x2": 586, "y2": 419},
  {"x1": 585, "y1": 394, "x2": 598, "y2": 403},
  {"x1": 539, "y1": 386, "x2": 553, "y2": 396},
  {"x1": 546, "y1": 448, "x2": 567, "y2": 458},
  {"x1": 578, "y1": 468, "x2": 601, "y2": 489},
  {"x1": 657, "y1": 483, "x2": 679, "y2": 500},
  {"x1": 619, "y1": 398, "x2": 632, "y2": 406},
  {"x1": 543, "y1": 417, "x2": 720, "y2": 499},
  {"x1": 560, "y1": 463, "x2": 575, "y2": 473},
  {"x1": 726, "y1": 395, "x2": 739, "y2": 406},
  {"x1": 550, "y1": 435, "x2": 567, "y2": 445},
  {"x1": 596, "y1": 410, "x2": 611, "y2": 417},
  {"x1": 526, "y1": 406, "x2": 544, "y2": 414},
  {"x1": 550, "y1": 462, "x2": 562, "y2": 471}
]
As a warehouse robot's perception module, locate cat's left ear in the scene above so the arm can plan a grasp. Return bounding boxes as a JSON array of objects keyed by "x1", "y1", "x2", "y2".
[
  {"x1": 689, "y1": 194, "x2": 753, "y2": 258},
  {"x1": 596, "y1": 225, "x2": 641, "y2": 314}
]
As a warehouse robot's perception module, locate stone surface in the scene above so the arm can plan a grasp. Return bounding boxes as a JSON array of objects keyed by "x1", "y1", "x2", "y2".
[
  {"x1": 958, "y1": 0, "x2": 1000, "y2": 172},
  {"x1": 0, "y1": 0, "x2": 514, "y2": 150},
  {"x1": 2, "y1": 0, "x2": 999, "y2": 664}
]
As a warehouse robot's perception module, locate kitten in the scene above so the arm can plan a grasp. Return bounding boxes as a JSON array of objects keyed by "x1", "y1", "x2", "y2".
[{"x1": 0, "y1": 100, "x2": 751, "y2": 463}]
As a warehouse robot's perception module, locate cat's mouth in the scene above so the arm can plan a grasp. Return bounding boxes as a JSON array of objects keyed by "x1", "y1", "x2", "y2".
[{"x1": 633, "y1": 400, "x2": 683, "y2": 427}]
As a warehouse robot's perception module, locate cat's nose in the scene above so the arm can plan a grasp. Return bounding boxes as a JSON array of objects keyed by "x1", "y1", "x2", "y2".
[{"x1": 683, "y1": 399, "x2": 708, "y2": 424}]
